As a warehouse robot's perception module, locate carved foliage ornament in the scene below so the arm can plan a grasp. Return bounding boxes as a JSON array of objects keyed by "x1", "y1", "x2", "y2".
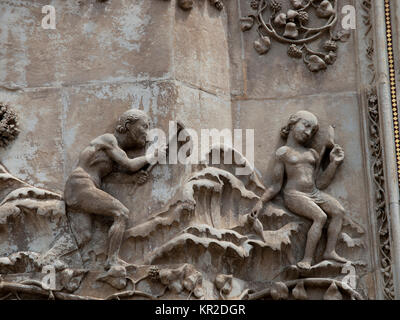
[
  {"x1": 241, "y1": 0, "x2": 350, "y2": 72},
  {"x1": 0, "y1": 103, "x2": 19, "y2": 148},
  {"x1": 177, "y1": 0, "x2": 225, "y2": 11}
]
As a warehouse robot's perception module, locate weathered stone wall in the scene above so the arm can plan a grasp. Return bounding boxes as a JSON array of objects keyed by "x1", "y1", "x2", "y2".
[
  {"x1": 0, "y1": 0, "x2": 232, "y2": 197},
  {"x1": 0, "y1": 0, "x2": 397, "y2": 300}
]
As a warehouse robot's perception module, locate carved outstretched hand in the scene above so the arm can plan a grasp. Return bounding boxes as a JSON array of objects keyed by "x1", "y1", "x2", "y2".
[
  {"x1": 330, "y1": 144, "x2": 344, "y2": 165},
  {"x1": 250, "y1": 200, "x2": 263, "y2": 219},
  {"x1": 132, "y1": 171, "x2": 149, "y2": 185},
  {"x1": 152, "y1": 144, "x2": 168, "y2": 164}
]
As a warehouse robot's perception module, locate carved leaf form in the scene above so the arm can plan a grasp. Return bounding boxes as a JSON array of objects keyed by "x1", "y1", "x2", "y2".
[
  {"x1": 340, "y1": 232, "x2": 365, "y2": 248},
  {"x1": 254, "y1": 36, "x2": 271, "y2": 55},
  {"x1": 0, "y1": 251, "x2": 67, "y2": 274},
  {"x1": 316, "y1": 0, "x2": 335, "y2": 18},
  {"x1": 146, "y1": 232, "x2": 252, "y2": 263},
  {"x1": 323, "y1": 282, "x2": 343, "y2": 300},
  {"x1": 159, "y1": 264, "x2": 204, "y2": 298},
  {"x1": 96, "y1": 265, "x2": 127, "y2": 290},
  {"x1": 333, "y1": 30, "x2": 351, "y2": 42},
  {"x1": 274, "y1": 13, "x2": 287, "y2": 27},
  {"x1": 259, "y1": 222, "x2": 302, "y2": 250},
  {"x1": 188, "y1": 167, "x2": 260, "y2": 200},
  {"x1": 204, "y1": 144, "x2": 265, "y2": 189},
  {"x1": 243, "y1": 0, "x2": 346, "y2": 71},
  {"x1": 240, "y1": 17, "x2": 254, "y2": 32},
  {"x1": 292, "y1": 281, "x2": 308, "y2": 300},
  {"x1": 270, "y1": 282, "x2": 289, "y2": 300},
  {"x1": 306, "y1": 55, "x2": 327, "y2": 72}
]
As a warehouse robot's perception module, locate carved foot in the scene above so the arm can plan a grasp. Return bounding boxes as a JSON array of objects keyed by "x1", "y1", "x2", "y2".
[
  {"x1": 105, "y1": 258, "x2": 136, "y2": 271},
  {"x1": 296, "y1": 260, "x2": 312, "y2": 270},
  {"x1": 97, "y1": 265, "x2": 127, "y2": 290},
  {"x1": 323, "y1": 251, "x2": 347, "y2": 264}
]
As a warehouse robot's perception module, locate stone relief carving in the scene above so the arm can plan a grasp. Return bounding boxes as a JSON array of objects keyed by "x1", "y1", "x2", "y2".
[
  {"x1": 0, "y1": 108, "x2": 369, "y2": 300},
  {"x1": 0, "y1": 103, "x2": 19, "y2": 148},
  {"x1": 176, "y1": 0, "x2": 225, "y2": 11},
  {"x1": 64, "y1": 109, "x2": 166, "y2": 281},
  {"x1": 240, "y1": 0, "x2": 350, "y2": 72},
  {"x1": 251, "y1": 110, "x2": 348, "y2": 269},
  {"x1": 360, "y1": 0, "x2": 394, "y2": 300}
]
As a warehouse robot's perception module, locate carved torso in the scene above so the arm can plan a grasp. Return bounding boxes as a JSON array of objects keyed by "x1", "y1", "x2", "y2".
[
  {"x1": 77, "y1": 134, "x2": 116, "y2": 185},
  {"x1": 277, "y1": 145, "x2": 319, "y2": 193}
]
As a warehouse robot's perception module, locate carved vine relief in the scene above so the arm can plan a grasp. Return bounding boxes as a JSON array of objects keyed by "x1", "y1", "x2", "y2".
[
  {"x1": 0, "y1": 107, "x2": 368, "y2": 300},
  {"x1": 241, "y1": 0, "x2": 350, "y2": 72}
]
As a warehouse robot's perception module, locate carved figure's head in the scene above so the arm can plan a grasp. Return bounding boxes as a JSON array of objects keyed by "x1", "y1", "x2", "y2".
[
  {"x1": 281, "y1": 110, "x2": 319, "y2": 144},
  {"x1": 116, "y1": 109, "x2": 150, "y2": 147}
]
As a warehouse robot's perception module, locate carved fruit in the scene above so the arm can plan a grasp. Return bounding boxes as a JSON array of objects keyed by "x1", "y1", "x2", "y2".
[
  {"x1": 283, "y1": 22, "x2": 298, "y2": 39},
  {"x1": 215, "y1": 274, "x2": 233, "y2": 295},
  {"x1": 274, "y1": 13, "x2": 287, "y2": 27},
  {"x1": 290, "y1": 0, "x2": 303, "y2": 9},
  {"x1": 324, "y1": 51, "x2": 337, "y2": 65},
  {"x1": 306, "y1": 55, "x2": 327, "y2": 72},
  {"x1": 240, "y1": 17, "x2": 254, "y2": 32},
  {"x1": 270, "y1": 282, "x2": 289, "y2": 300},
  {"x1": 316, "y1": 0, "x2": 335, "y2": 18},
  {"x1": 254, "y1": 36, "x2": 271, "y2": 55},
  {"x1": 287, "y1": 9, "x2": 299, "y2": 21},
  {"x1": 178, "y1": 0, "x2": 194, "y2": 11},
  {"x1": 298, "y1": 11, "x2": 309, "y2": 24},
  {"x1": 287, "y1": 44, "x2": 303, "y2": 58},
  {"x1": 323, "y1": 40, "x2": 338, "y2": 52},
  {"x1": 250, "y1": 0, "x2": 259, "y2": 10},
  {"x1": 210, "y1": 0, "x2": 223, "y2": 10},
  {"x1": 270, "y1": 0, "x2": 282, "y2": 13}
]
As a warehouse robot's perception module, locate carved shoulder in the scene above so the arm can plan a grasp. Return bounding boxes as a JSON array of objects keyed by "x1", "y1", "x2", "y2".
[
  {"x1": 90, "y1": 133, "x2": 118, "y2": 150},
  {"x1": 275, "y1": 146, "x2": 289, "y2": 160}
]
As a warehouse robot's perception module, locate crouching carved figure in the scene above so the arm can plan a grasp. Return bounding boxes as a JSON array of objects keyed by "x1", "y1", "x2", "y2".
[
  {"x1": 251, "y1": 110, "x2": 347, "y2": 269},
  {"x1": 64, "y1": 109, "x2": 166, "y2": 273}
]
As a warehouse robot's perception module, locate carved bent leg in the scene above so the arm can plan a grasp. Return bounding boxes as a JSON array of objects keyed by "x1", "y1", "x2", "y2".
[
  {"x1": 318, "y1": 192, "x2": 347, "y2": 264},
  {"x1": 284, "y1": 193, "x2": 327, "y2": 269},
  {"x1": 66, "y1": 180, "x2": 130, "y2": 270}
]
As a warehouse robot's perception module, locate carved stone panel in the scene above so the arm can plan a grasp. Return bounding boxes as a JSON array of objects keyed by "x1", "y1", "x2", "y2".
[{"x1": 0, "y1": 0, "x2": 399, "y2": 300}]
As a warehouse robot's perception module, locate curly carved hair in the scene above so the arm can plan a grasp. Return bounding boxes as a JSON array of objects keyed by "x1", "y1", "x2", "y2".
[
  {"x1": 280, "y1": 110, "x2": 319, "y2": 140},
  {"x1": 115, "y1": 109, "x2": 150, "y2": 134}
]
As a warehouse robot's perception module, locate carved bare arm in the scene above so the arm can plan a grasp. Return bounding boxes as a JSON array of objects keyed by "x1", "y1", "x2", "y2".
[
  {"x1": 98, "y1": 134, "x2": 154, "y2": 173},
  {"x1": 316, "y1": 144, "x2": 344, "y2": 190},
  {"x1": 251, "y1": 157, "x2": 284, "y2": 218}
]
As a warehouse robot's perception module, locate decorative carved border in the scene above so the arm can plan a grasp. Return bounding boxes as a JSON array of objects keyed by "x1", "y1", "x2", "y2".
[
  {"x1": 382, "y1": 0, "x2": 398, "y2": 300},
  {"x1": 363, "y1": 0, "x2": 396, "y2": 300},
  {"x1": 384, "y1": 1, "x2": 400, "y2": 179}
]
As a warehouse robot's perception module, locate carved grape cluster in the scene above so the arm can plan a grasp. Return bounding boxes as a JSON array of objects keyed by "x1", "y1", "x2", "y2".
[
  {"x1": 0, "y1": 103, "x2": 19, "y2": 148},
  {"x1": 241, "y1": 0, "x2": 349, "y2": 72},
  {"x1": 148, "y1": 266, "x2": 160, "y2": 280}
]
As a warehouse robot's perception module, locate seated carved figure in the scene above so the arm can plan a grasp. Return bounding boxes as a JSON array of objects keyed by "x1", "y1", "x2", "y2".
[
  {"x1": 251, "y1": 110, "x2": 347, "y2": 269},
  {"x1": 64, "y1": 109, "x2": 165, "y2": 272}
]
